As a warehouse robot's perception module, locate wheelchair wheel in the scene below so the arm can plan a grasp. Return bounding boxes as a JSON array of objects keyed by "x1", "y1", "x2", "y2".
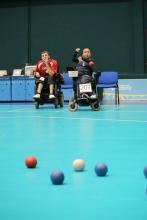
[
  {"x1": 59, "y1": 92, "x2": 64, "y2": 107},
  {"x1": 35, "y1": 101, "x2": 39, "y2": 109},
  {"x1": 69, "y1": 102, "x2": 78, "y2": 112},
  {"x1": 69, "y1": 97, "x2": 78, "y2": 112},
  {"x1": 91, "y1": 101, "x2": 99, "y2": 111}
]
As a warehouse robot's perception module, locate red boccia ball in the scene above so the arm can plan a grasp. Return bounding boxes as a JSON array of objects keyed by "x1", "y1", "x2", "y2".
[
  {"x1": 88, "y1": 61, "x2": 94, "y2": 67},
  {"x1": 25, "y1": 156, "x2": 37, "y2": 168}
]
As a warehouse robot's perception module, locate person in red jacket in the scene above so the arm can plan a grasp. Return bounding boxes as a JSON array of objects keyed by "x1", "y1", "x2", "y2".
[{"x1": 33, "y1": 51, "x2": 58, "y2": 99}]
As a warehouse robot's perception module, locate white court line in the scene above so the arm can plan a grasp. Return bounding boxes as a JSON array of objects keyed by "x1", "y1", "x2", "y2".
[
  {"x1": 0, "y1": 115, "x2": 147, "y2": 123},
  {"x1": 1, "y1": 108, "x2": 147, "y2": 113},
  {"x1": 31, "y1": 116, "x2": 147, "y2": 123}
]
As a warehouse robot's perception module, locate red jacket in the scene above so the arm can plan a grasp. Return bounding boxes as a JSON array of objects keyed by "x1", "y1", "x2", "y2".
[{"x1": 35, "y1": 58, "x2": 58, "y2": 77}]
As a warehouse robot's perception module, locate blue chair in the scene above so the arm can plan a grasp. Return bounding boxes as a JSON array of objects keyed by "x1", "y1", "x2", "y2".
[
  {"x1": 61, "y1": 72, "x2": 73, "y2": 89},
  {"x1": 97, "y1": 71, "x2": 119, "y2": 104}
]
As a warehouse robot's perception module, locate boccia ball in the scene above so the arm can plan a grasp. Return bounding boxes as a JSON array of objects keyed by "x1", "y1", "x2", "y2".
[
  {"x1": 72, "y1": 159, "x2": 85, "y2": 171},
  {"x1": 50, "y1": 170, "x2": 64, "y2": 185},
  {"x1": 143, "y1": 166, "x2": 147, "y2": 178},
  {"x1": 95, "y1": 163, "x2": 108, "y2": 176},
  {"x1": 25, "y1": 156, "x2": 37, "y2": 168}
]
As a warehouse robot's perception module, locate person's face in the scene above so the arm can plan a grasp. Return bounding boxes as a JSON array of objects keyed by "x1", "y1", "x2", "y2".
[
  {"x1": 82, "y1": 49, "x2": 91, "y2": 59},
  {"x1": 41, "y1": 52, "x2": 50, "y2": 62}
]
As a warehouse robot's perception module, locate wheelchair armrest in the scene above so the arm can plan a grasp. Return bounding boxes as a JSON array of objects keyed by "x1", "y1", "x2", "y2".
[
  {"x1": 92, "y1": 71, "x2": 101, "y2": 83},
  {"x1": 54, "y1": 73, "x2": 64, "y2": 85}
]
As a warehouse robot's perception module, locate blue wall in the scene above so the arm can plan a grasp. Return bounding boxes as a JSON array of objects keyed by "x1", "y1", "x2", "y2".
[
  {"x1": 1, "y1": 76, "x2": 147, "y2": 103},
  {"x1": 0, "y1": 76, "x2": 73, "y2": 102},
  {"x1": 0, "y1": 76, "x2": 35, "y2": 102}
]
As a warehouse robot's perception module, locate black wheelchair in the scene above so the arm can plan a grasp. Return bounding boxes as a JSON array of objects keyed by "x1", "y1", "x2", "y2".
[
  {"x1": 68, "y1": 72, "x2": 100, "y2": 112},
  {"x1": 34, "y1": 73, "x2": 64, "y2": 109}
]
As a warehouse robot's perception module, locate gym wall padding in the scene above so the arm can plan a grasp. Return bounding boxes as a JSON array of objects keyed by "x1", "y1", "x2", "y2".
[
  {"x1": 0, "y1": 1, "x2": 28, "y2": 71},
  {"x1": 144, "y1": 0, "x2": 147, "y2": 74},
  {"x1": 0, "y1": 0, "x2": 146, "y2": 78},
  {"x1": 31, "y1": 1, "x2": 133, "y2": 75}
]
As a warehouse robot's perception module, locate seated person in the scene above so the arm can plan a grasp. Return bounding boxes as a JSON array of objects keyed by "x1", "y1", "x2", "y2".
[
  {"x1": 33, "y1": 50, "x2": 58, "y2": 99},
  {"x1": 72, "y1": 48, "x2": 96, "y2": 99}
]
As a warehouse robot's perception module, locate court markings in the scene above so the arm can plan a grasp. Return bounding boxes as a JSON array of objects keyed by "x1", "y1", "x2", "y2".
[
  {"x1": 1, "y1": 107, "x2": 147, "y2": 113},
  {"x1": 30, "y1": 116, "x2": 147, "y2": 123},
  {"x1": 0, "y1": 115, "x2": 147, "y2": 124}
]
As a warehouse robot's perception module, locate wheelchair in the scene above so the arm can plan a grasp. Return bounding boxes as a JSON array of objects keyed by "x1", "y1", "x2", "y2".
[
  {"x1": 34, "y1": 74, "x2": 64, "y2": 109},
  {"x1": 68, "y1": 72, "x2": 100, "y2": 112}
]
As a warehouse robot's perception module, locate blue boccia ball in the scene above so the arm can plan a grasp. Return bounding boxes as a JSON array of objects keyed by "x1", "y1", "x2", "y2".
[
  {"x1": 143, "y1": 166, "x2": 147, "y2": 178},
  {"x1": 50, "y1": 170, "x2": 64, "y2": 185},
  {"x1": 95, "y1": 163, "x2": 108, "y2": 176}
]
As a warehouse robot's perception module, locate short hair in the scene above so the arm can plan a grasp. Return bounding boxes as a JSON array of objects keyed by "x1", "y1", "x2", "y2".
[
  {"x1": 83, "y1": 48, "x2": 91, "y2": 52},
  {"x1": 41, "y1": 50, "x2": 49, "y2": 55}
]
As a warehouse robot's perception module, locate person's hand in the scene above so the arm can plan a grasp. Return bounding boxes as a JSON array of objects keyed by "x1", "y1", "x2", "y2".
[
  {"x1": 44, "y1": 59, "x2": 49, "y2": 65},
  {"x1": 35, "y1": 72, "x2": 40, "y2": 77},
  {"x1": 48, "y1": 72, "x2": 54, "y2": 76},
  {"x1": 75, "y1": 48, "x2": 80, "y2": 52},
  {"x1": 78, "y1": 56, "x2": 82, "y2": 62},
  {"x1": 88, "y1": 61, "x2": 94, "y2": 67}
]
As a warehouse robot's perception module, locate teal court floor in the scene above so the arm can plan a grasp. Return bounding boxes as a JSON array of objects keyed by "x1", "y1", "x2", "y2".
[{"x1": 0, "y1": 103, "x2": 147, "y2": 220}]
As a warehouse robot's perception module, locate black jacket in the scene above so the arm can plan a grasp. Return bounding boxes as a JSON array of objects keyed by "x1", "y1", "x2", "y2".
[{"x1": 72, "y1": 51, "x2": 94, "y2": 77}]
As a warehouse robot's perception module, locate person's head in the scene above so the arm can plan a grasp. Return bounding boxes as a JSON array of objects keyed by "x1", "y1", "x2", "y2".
[
  {"x1": 82, "y1": 48, "x2": 91, "y2": 59},
  {"x1": 41, "y1": 51, "x2": 50, "y2": 62}
]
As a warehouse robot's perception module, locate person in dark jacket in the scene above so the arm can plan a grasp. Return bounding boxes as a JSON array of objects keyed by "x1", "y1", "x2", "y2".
[{"x1": 72, "y1": 48, "x2": 96, "y2": 99}]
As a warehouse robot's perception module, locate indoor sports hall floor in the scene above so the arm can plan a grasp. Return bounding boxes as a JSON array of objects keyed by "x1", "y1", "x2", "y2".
[{"x1": 0, "y1": 103, "x2": 147, "y2": 220}]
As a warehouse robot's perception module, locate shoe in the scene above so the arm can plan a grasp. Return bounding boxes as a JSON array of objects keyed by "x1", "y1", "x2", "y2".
[
  {"x1": 49, "y1": 94, "x2": 55, "y2": 99},
  {"x1": 33, "y1": 94, "x2": 40, "y2": 99},
  {"x1": 90, "y1": 94, "x2": 97, "y2": 99}
]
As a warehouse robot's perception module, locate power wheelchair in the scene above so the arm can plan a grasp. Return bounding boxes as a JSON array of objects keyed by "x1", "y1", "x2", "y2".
[
  {"x1": 68, "y1": 71, "x2": 100, "y2": 112},
  {"x1": 34, "y1": 73, "x2": 64, "y2": 109}
]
